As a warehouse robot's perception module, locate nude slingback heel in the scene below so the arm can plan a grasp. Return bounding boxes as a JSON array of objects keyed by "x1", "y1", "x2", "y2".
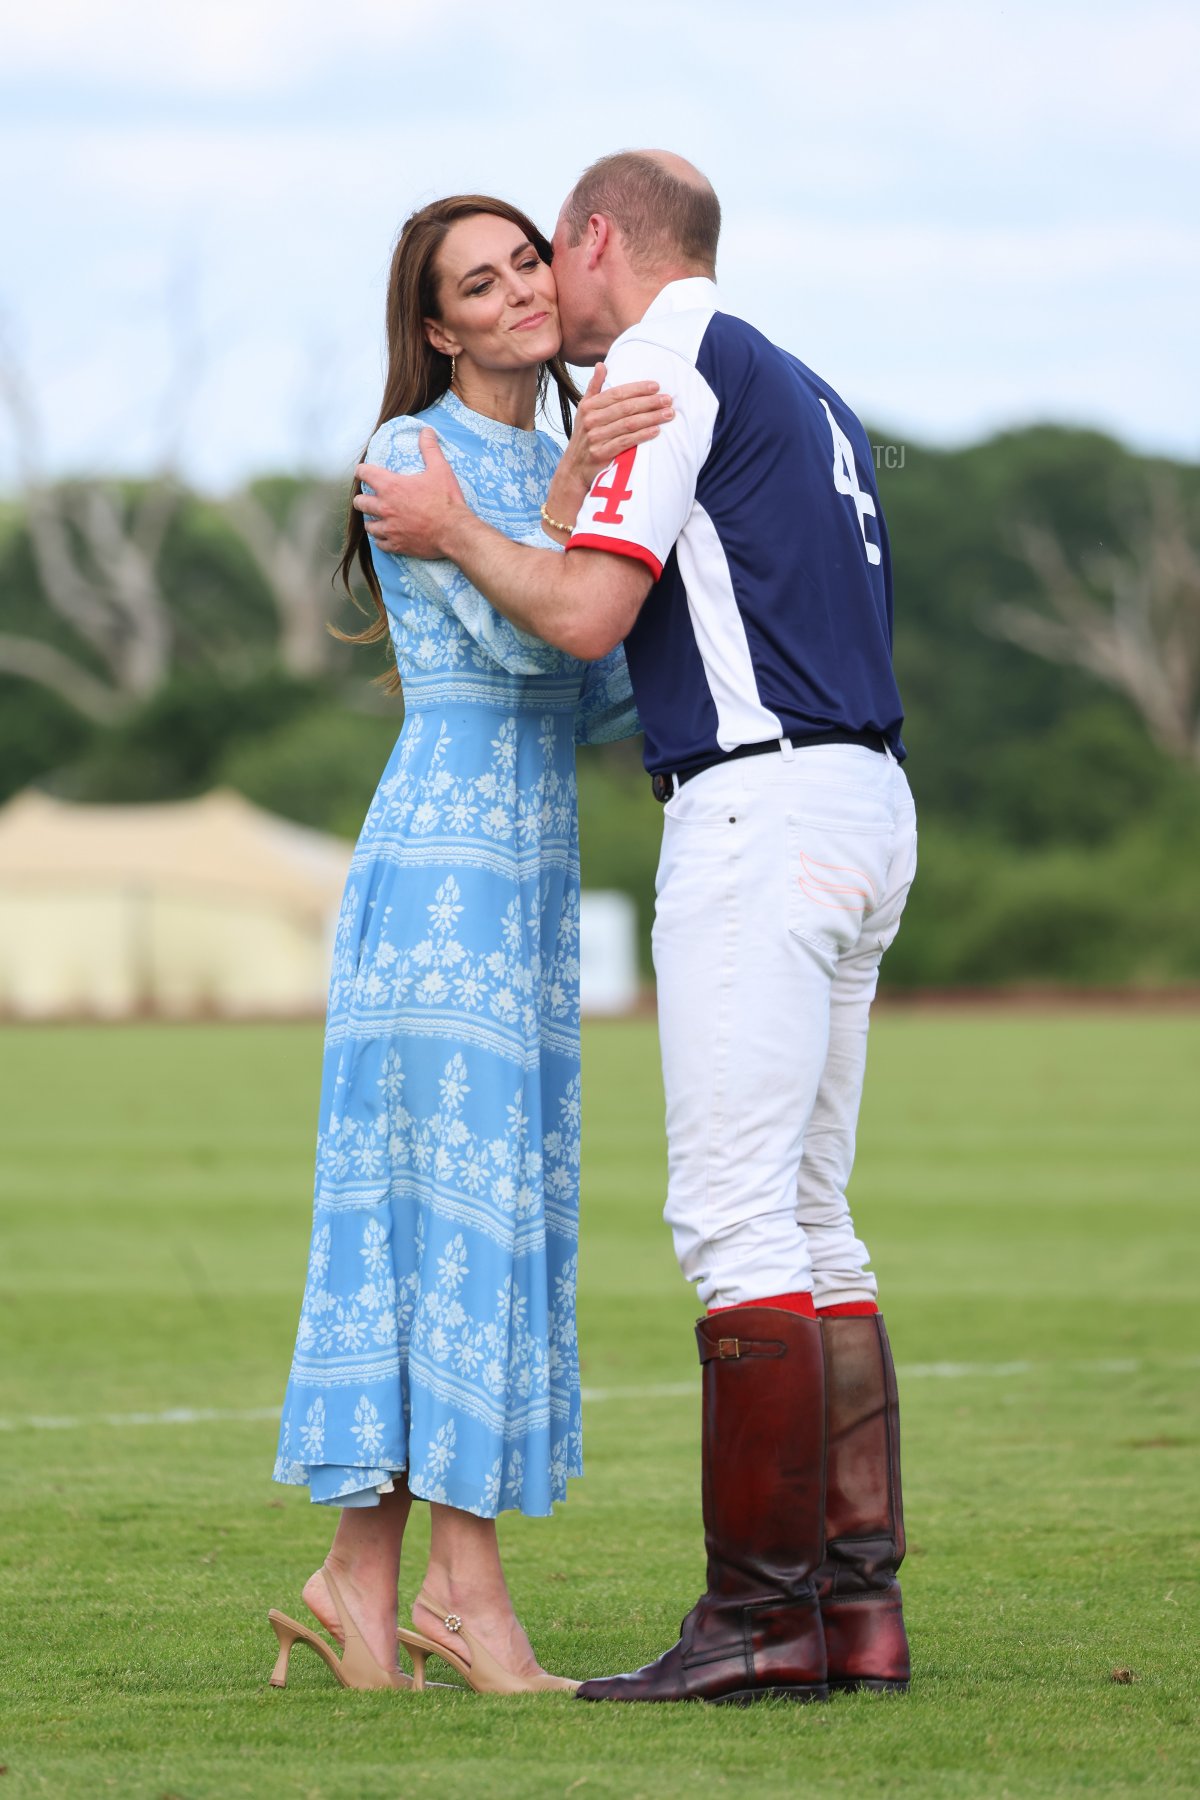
[
  {"x1": 268, "y1": 1564, "x2": 412, "y2": 1691},
  {"x1": 397, "y1": 1592, "x2": 578, "y2": 1695}
]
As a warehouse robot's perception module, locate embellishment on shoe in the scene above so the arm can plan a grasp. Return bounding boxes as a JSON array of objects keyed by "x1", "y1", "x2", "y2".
[
  {"x1": 718, "y1": 1338, "x2": 741, "y2": 1359},
  {"x1": 444, "y1": 1613, "x2": 463, "y2": 1633}
]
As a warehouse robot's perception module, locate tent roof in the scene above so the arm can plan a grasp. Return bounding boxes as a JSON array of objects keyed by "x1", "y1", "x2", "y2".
[{"x1": 0, "y1": 789, "x2": 352, "y2": 920}]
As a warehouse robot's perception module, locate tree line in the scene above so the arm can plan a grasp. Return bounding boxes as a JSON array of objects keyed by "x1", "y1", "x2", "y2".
[{"x1": 0, "y1": 421, "x2": 1196, "y2": 988}]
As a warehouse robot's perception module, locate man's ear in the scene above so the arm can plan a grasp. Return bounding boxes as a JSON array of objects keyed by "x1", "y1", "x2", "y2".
[
  {"x1": 586, "y1": 215, "x2": 610, "y2": 271},
  {"x1": 424, "y1": 318, "x2": 460, "y2": 357}
]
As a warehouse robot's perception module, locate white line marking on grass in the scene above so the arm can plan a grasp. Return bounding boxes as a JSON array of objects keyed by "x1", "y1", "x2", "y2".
[
  {"x1": 580, "y1": 1382, "x2": 695, "y2": 1403},
  {"x1": 1, "y1": 1356, "x2": 1196, "y2": 1434},
  {"x1": 0, "y1": 1405, "x2": 281, "y2": 1433},
  {"x1": 899, "y1": 1356, "x2": 1200, "y2": 1379},
  {"x1": 903, "y1": 1360, "x2": 1034, "y2": 1379}
]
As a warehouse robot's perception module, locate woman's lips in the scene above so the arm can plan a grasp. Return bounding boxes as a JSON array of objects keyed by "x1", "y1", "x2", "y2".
[{"x1": 511, "y1": 311, "x2": 550, "y2": 332}]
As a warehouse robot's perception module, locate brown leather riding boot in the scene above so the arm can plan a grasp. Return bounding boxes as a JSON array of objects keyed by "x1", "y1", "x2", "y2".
[
  {"x1": 576, "y1": 1307, "x2": 829, "y2": 1704},
  {"x1": 817, "y1": 1312, "x2": 911, "y2": 1692}
]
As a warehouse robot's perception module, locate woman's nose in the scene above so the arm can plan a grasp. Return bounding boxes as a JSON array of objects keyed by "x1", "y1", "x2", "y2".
[{"x1": 507, "y1": 271, "x2": 536, "y2": 304}]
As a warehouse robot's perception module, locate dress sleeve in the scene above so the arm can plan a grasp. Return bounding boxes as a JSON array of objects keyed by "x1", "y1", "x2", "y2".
[
  {"x1": 575, "y1": 645, "x2": 641, "y2": 746},
  {"x1": 364, "y1": 417, "x2": 565, "y2": 676}
]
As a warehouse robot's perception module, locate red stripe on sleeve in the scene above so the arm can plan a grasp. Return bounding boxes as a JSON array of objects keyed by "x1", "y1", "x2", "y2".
[{"x1": 566, "y1": 534, "x2": 663, "y2": 580}]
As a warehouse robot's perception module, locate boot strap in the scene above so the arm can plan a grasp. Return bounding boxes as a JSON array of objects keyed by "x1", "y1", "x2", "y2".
[{"x1": 697, "y1": 1334, "x2": 788, "y2": 1364}]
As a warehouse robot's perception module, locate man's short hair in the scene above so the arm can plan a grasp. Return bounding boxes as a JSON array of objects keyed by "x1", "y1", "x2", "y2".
[{"x1": 562, "y1": 151, "x2": 721, "y2": 275}]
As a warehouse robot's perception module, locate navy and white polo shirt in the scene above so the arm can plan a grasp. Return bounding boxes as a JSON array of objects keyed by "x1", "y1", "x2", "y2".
[{"x1": 567, "y1": 277, "x2": 905, "y2": 775}]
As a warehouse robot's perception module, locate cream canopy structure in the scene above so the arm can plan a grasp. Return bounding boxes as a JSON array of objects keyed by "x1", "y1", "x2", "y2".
[
  {"x1": 0, "y1": 788, "x2": 354, "y2": 1019},
  {"x1": 0, "y1": 788, "x2": 641, "y2": 1020}
]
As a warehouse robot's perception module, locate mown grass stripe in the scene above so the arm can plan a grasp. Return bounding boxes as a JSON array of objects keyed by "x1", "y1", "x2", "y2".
[{"x1": 4, "y1": 1355, "x2": 1197, "y2": 1434}]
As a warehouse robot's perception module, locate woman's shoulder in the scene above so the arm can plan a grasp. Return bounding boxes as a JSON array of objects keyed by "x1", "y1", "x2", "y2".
[
  {"x1": 364, "y1": 411, "x2": 442, "y2": 476},
  {"x1": 535, "y1": 428, "x2": 564, "y2": 469}
]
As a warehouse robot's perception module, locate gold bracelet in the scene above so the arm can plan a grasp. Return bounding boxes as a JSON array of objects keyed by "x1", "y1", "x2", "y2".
[{"x1": 540, "y1": 502, "x2": 574, "y2": 536}]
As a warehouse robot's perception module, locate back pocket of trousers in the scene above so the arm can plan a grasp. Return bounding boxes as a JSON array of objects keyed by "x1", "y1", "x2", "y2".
[{"x1": 785, "y1": 816, "x2": 880, "y2": 966}]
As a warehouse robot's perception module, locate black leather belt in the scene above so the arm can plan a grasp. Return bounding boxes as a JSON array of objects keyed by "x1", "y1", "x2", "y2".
[{"x1": 650, "y1": 729, "x2": 887, "y2": 803}]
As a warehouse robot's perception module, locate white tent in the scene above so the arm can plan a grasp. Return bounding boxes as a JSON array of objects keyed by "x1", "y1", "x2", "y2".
[
  {"x1": 0, "y1": 789, "x2": 353, "y2": 1019},
  {"x1": 0, "y1": 788, "x2": 642, "y2": 1020}
]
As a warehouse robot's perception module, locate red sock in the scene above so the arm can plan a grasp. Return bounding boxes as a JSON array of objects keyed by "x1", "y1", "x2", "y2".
[
  {"x1": 817, "y1": 1300, "x2": 879, "y2": 1317},
  {"x1": 708, "y1": 1291, "x2": 816, "y2": 1318}
]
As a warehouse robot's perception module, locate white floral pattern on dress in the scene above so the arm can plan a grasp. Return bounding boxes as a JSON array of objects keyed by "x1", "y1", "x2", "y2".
[
  {"x1": 416, "y1": 1419, "x2": 458, "y2": 1502},
  {"x1": 275, "y1": 391, "x2": 637, "y2": 1518}
]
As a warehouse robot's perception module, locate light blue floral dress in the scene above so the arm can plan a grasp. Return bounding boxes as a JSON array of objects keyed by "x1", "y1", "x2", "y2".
[{"x1": 274, "y1": 391, "x2": 638, "y2": 1517}]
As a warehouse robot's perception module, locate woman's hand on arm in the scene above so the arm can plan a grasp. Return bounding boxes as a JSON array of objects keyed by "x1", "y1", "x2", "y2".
[{"x1": 541, "y1": 365, "x2": 674, "y2": 540}]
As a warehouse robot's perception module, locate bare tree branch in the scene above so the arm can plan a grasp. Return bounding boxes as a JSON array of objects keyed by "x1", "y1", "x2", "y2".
[
  {"x1": 1, "y1": 296, "x2": 344, "y2": 724},
  {"x1": 991, "y1": 476, "x2": 1200, "y2": 767},
  {"x1": 79, "y1": 483, "x2": 173, "y2": 695},
  {"x1": 0, "y1": 332, "x2": 178, "y2": 711},
  {"x1": 0, "y1": 633, "x2": 123, "y2": 722},
  {"x1": 223, "y1": 483, "x2": 340, "y2": 679}
]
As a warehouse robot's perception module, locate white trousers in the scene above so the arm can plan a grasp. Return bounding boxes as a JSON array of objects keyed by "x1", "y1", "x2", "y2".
[{"x1": 651, "y1": 743, "x2": 917, "y2": 1311}]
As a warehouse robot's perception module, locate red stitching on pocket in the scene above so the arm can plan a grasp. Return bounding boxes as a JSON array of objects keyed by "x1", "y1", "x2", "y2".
[{"x1": 796, "y1": 852, "x2": 876, "y2": 911}]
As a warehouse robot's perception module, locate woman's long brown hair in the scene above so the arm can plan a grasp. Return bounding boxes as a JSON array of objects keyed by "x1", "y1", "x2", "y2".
[{"x1": 336, "y1": 195, "x2": 581, "y2": 690}]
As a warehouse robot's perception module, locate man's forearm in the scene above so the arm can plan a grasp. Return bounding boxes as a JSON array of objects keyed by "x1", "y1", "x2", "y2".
[{"x1": 440, "y1": 507, "x2": 629, "y2": 662}]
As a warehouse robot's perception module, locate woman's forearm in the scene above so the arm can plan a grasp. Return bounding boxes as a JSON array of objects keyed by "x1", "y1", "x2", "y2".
[{"x1": 540, "y1": 467, "x2": 588, "y2": 541}]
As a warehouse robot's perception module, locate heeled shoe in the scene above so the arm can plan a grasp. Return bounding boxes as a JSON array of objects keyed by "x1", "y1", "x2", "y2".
[
  {"x1": 397, "y1": 1591, "x2": 578, "y2": 1695},
  {"x1": 268, "y1": 1564, "x2": 413, "y2": 1691}
]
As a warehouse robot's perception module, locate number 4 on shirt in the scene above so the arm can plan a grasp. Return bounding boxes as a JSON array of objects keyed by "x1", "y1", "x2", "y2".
[
  {"x1": 590, "y1": 447, "x2": 638, "y2": 524},
  {"x1": 819, "y1": 398, "x2": 882, "y2": 566}
]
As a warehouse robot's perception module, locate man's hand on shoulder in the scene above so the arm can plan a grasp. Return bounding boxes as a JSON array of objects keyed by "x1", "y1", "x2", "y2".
[
  {"x1": 354, "y1": 429, "x2": 468, "y2": 559},
  {"x1": 352, "y1": 428, "x2": 653, "y2": 659}
]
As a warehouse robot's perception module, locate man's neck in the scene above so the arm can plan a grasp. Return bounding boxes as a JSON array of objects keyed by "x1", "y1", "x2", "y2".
[{"x1": 609, "y1": 265, "x2": 714, "y2": 338}]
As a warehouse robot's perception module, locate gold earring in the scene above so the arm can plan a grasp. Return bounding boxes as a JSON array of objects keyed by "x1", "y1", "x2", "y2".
[{"x1": 450, "y1": 353, "x2": 457, "y2": 390}]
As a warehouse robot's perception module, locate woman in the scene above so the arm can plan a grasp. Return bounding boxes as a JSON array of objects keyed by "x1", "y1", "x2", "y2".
[{"x1": 269, "y1": 195, "x2": 670, "y2": 1694}]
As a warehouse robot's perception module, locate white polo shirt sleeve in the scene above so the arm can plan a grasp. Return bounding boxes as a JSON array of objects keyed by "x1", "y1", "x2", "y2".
[{"x1": 567, "y1": 339, "x2": 718, "y2": 579}]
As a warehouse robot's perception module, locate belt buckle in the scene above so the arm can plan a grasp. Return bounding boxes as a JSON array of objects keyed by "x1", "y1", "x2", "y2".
[
  {"x1": 717, "y1": 1337, "x2": 741, "y2": 1359},
  {"x1": 651, "y1": 772, "x2": 676, "y2": 804}
]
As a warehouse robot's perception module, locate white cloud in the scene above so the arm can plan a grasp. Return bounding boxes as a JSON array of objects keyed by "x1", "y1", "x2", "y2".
[
  {"x1": 2, "y1": 0, "x2": 445, "y2": 95},
  {"x1": 717, "y1": 1, "x2": 1200, "y2": 152},
  {"x1": 0, "y1": 0, "x2": 1195, "y2": 483},
  {"x1": 8, "y1": 0, "x2": 1197, "y2": 157},
  {"x1": 724, "y1": 217, "x2": 1200, "y2": 287}
]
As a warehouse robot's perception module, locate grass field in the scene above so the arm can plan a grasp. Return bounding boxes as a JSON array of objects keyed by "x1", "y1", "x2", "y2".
[{"x1": 0, "y1": 1013, "x2": 1197, "y2": 1799}]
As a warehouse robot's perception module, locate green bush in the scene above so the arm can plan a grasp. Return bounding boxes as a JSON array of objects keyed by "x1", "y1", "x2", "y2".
[
  {"x1": 218, "y1": 704, "x2": 403, "y2": 840},
  {"x1": 880, "y1": 816, "x2": 1200, "y2": 989},
  {"x1": 54, "y1": 668, "x2": 325, "y2": 803},
  {"x1": 577, "y1": 745, "x2": 663, "y2": 974}
]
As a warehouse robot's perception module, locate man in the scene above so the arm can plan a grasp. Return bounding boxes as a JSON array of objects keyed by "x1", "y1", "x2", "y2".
[{"x1": 357, "y1": 150, "x2": 916, "y2": 1705}]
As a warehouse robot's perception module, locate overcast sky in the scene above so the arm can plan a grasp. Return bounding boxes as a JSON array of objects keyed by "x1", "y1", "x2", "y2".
[{"x1": 1, "y1": 0, "x2": 1195, "y2": 491}]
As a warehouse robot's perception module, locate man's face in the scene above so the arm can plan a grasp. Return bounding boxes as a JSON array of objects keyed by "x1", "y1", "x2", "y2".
[{"x1": 550, "y1": 209, "x2": 606, "y2": 366}]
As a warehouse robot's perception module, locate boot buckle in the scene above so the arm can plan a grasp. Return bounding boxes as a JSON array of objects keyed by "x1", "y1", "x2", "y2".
[{"x1": 717, "y1": 1337, "x2": 741, "y2": 1359}]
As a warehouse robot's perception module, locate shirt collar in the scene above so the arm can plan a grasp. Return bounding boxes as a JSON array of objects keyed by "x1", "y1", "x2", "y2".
[{"x1": 640, "y1": 276, "x2": 721, "y2": 322}]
